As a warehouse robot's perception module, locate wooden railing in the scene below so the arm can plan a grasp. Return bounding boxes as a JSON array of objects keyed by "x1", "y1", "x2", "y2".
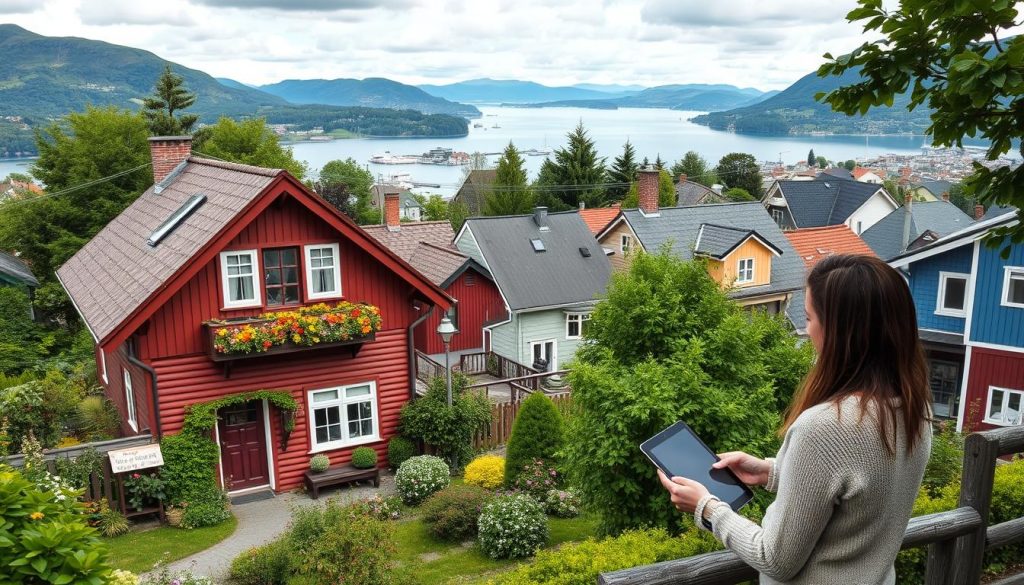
[
  {"x1": 599, "y1": 424, "x2": 1024, "y2": 585},
  {"x1": 460, "y1": 351, "x2": 539, "y2": 384},
  {"x1": 473, "y1": 394, "x2": 573, "y2": 450},
  {"x1": 415, "y1": 350, "x2": 446, "y2": 384}
]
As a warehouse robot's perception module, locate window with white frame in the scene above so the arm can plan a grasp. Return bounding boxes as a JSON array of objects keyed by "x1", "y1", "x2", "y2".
[
  {"x1": 736, "y1": 258, "x2": 755, "y2": 284},
  {"x1": 620, "y1": 234, "x2": 632, "y2": 254},
  {"x1": 220, "y1": 250, "x2": 261, "y2": 308},
  {"x1": 1003, "y1": 267, "x2": 1024, "y2": 308},
  {"x1": 985, "y1": 387, "x2": 1023, "y2": 426},
  {"x1": 123, "y1": 369, "x2": 138, "y2": 431},
  {"x1": 936, "y1": 272, "x2": 969, "y2": 317},
  {"x1": 304, "y1": 243, "x2": 342, "y2": 300},
  {"x1": 308, "y1": 382, "x2": 378, "y2": 452},
  {"x1": 565, "y1": 312, "x2": 591, "y2": 339}
]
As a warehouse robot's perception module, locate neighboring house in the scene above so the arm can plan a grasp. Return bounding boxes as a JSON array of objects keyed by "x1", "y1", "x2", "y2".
[
  {"x1": 674, "y1": 175, "x2": 725, "y2": 206},
  {"x1": 821, "y1": 167, "x2": 854, "y2": 181},
  {"x1": 454, "y1": 207, "x2": 611, "y2": 371},
  {"x1": 578, "y1": 203, "x2": 621, "y2": 235},
  {"x1": 861, "y1": 198, "x2": 974, "y2": 261},
  {"x1": 0, "y1": 179, "x2": 43, "y2": 202},
  {"x1": 910, "y1": 180, "x2": 953, "y2": 202},
  {"x1": 57, "y1": 136, "x2": 452, "y2": 494},
  {"x1": 363, "y1": 203, "x2": 505, "y2": 355},
  {"x1": 763, "y1": 178, "x2": 899, "y2": 235},
  {"x1": 598, "y1": 169, "x2": 805, "y2": 321},
  {"x1": 370, "y1": 185, "x2": 421, "y2": 220},
  {"x1": 0, "y1": 250, "x2": 38, "y2": 318},
  {"x1": 852, "y1": 167, "x2": 885, "y2": 184},
  {"x1": 890, "y1": 210, "x2": 1023, "y2": 429},
  {"x1": 452, "y1": 169, "x2": 497, "y2": 216},
  {"x1": 783, "y1": 225, "x2": 877, "y2": 269}
]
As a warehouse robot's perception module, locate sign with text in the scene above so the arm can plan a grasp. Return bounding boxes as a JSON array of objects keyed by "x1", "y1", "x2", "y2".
[{"x1": 108, "y1": 444, "x2": 164, "y2": 474}]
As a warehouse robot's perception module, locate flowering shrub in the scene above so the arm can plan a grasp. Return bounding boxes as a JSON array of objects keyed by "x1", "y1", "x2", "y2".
[
  {"x1": 110, "y1": 569, "x2": 140, "y2": 585},
  {"x1": 139, "y1": 562, "x2": 214, "y2": 585},
  {"x1": 464, "y1": 455, "x2": 505, "y2": 490},
  {"x1": 309, "y1": 454, "x2": 330, "y2": 473},
  {"x1": 544, "y1": 488, "x2": 581, "y2": 518},
  {"x1": 211, "y1": 302, "x2": 382, "y2": 355},
  {"x1": 511, "y1": 459, "x2": 560, "y2": 501},
  {"x1": 350, "y1": 446, "x2": 377, "y2": 469},
  {"x1": 395, "y1": 455, "x2": 450, "y2": 506},
  {"x1": 355, "y1": 494, "x2": 402, "y2": 521},
  {"x1": 123, "y1": 472, "x2": 166, "y2": 511},
  {"x1": 478, "y1": 493, "x2": 549, "y2": 559}
]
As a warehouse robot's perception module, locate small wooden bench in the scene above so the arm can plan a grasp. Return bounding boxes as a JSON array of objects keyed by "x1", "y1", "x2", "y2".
[{"x1": 304, "y1": 465, "x2": 380, "y2": 499}]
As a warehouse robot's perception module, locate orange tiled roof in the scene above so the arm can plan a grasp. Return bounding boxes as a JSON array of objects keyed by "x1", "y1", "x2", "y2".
[
  {"x1": 579, "y1": 204, "x2": 620, "y2": 235},
  {"x1": 783, "y1": 225, "x2": 877, "y2": 269}
]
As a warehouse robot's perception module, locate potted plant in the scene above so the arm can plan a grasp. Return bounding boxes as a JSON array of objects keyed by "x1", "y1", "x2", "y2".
[
  {"x1": 309, "y1": 454, "x2": 330, "y2": 473},
  {"x1": 165, "y1": 502, "x2": 187, "y2": 527},
  {"x1": 123, "y1": 472, "x2": 166, "y2": 512},
  {"x1": 351, "y1": 446, "x2": 377, "y2": 469}
]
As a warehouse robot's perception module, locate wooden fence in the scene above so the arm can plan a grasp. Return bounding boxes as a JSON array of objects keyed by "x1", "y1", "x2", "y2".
[
  {"x1": 460, "y1": 351, "x2": 540, "y2": 389},
  {"x1": 598, "y1": 424, "x2": 1024, "y2": 585},
  {"x1": 473, "y1": 394, "x2": 573, "y2": 450},
  {"x1": 415, "y1": 350, "x2": 446, "y2": 384}
]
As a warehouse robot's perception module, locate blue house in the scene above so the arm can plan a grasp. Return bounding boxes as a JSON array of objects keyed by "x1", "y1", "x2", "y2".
[{"x1": 890, "y1": 209, "x2": 1024, "y2": 430}]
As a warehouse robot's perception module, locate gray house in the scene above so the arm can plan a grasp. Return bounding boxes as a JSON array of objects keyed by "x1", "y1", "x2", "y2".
[
  {"x1": 454, "y1": 208, "x2": 611, "y2": 371},
  {"x1": 861, "y1": 200, "x2": 974, "y2": 261}
]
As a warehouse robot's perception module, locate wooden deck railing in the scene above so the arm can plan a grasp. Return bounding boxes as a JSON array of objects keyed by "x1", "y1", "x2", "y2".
[
  {"x1": 460, "y1": 351, "x2": 539, "y2": 385},
  {"x1": 415, "y1": 350, "x2": 446, "y2": 384},
  {"x1": 599, "y1": 424, "x2": 1024, "y2": 585}
]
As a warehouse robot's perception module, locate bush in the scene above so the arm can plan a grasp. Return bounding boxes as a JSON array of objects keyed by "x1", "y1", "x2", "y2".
[
  {"x1": 478, "y1": 493, "x2": 549, "y2": 559},
  {"x1": 922, "y1": 421, "x2": 963, "y2": 496},
  {"x1": 76, "y1": 395, "x2": 120, "y2": 441},
  {"x1": 355, "y1": 493, "x2": 402, "y2": 521},
  {"x1": 181, "y1": 489, "x2": 231, "y2": 529},
  {"x1": 53, "y1": 446, "x2": 102, "y2": 491},
  {"x1": 139, "y1": 563, "x2": 213, "y2": 585},
  {"x1": 544, "y1": 488, "x2": 582, "y2": 518},
  {"x1": 96, "y1": 500, "x2": 130, "y2": 537},
  {"x1": 399, "y1": 373, "x2": 491, "y2": 469},
  {"x1": 351, "y1": 446, "x2": 377, "y2": 469},
  {"x1": 512, "y1": 459, "x2": 560, "y2": 501},
  {"x1": 489, "y1": 527, "x2": 719, "y2": 585},
  {"x1": 387, "y1": 435, "x2": 416, "y2": 469},
  {"x1": 230, "y1": 538, "x2": 291, "y2": 585},
  {"x1": 464, "y1": 454, "x2": 505, "y2": 490},
  {"x1": 309, "y1": 454, "x2": 330, "y2": 473},
  {"x1": 395, "y1": 455, "x2": 451, "y2": 505},
  {"x1": 421, "y1": 484, "x2": 493, "y2": 541},
  {"x1": 504, "y1": 393, "x2": 564, "y2": 486},
  {"x1": 110, "y1": 569, "x2": 140, "y2": 585}
]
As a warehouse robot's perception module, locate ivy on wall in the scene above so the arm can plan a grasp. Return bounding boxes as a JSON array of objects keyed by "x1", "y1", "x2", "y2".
[{"x1": 182, "y1": 390, "x2": 299, "y2": 450}]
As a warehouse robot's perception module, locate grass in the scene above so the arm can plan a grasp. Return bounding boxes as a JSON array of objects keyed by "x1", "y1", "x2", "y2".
[{"x1": 105, "y1": 515, "x2": 238, "y2": 573}]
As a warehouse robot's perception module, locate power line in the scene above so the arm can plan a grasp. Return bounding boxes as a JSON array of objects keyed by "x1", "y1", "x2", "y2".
[{"x1": 0, "y1": 163, "x2": 152, "y2": 208}]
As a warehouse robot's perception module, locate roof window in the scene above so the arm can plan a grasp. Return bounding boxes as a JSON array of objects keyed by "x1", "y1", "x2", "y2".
[
  {"x1": 579, "y1": 247, "x2": 592, "y2": 257},
  {"x1": 530, "y1": 238, "x2": 546, "y2": 252},
  {"x1": 147, "y1": 193, "x2": 206, "y2": 247}
]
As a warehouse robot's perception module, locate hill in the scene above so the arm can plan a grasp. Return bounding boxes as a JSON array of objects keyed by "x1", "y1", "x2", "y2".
[
  {"x1": 517, "y1": 84, "x2": 769, "y2": 112},
  {"x1": 690, "y1": 67, "x2": 931, "y2": 135},
  {"x1": 418, "y1": 78, "x2": 638, "y2": 103},
  {"x1": 215, "y1": 77, "x2": 256, "y2": 90},
  {"x1": 260, "y1": 78, "x2": 480, "y2": 117}
]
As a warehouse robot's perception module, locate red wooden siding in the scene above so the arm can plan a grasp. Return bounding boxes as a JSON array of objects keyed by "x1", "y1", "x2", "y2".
[
  {"x1": 137, "y1": 198, "x2": 419, "y2": 361},
  {"x1": 415, "y1": 268, "x2": 506, "y2": 354},
  {"x1": 100, "y1": 343, "x2": 153, "y2": 437},
  {"x1": 154, "y1": 328, "x2": 410, "y2": 491},
  {"x1": 963, "y1": 346, "x2": 1024, "y2": 432}
]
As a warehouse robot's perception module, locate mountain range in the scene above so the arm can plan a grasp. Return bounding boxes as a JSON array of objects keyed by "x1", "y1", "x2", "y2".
[
  {"x1": 516, "y1": 84, "x2": 780, "y2": 112},
  {"x1": 418, "y1": 78, "x2": 640, "y2": 103},
  {"x1": 259, "y1": 78, "x2": 479, "y2": 117}
]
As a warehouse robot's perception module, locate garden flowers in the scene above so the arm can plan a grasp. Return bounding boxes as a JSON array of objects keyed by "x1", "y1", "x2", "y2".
[{"x1": 210, "y1": 302, "x2": 382, "y2": 356}]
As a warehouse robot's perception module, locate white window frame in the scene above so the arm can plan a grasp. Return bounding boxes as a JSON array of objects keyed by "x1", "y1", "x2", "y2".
[
  {"x1": 303, "y1": 243, "x2": 342, "y2": 300},
  {"x1": 620, "y1": 234, "x2": 632, "y2": 254},
  {"x1": 984, "y1": 386, "x2": 1024, "y2": 426},
  {"x1": 99, "y1": 351, "x2": 108, "y2": 384},
  {"x1": 529, "y1": 339, "x2": 558, "y2": 371},
  {"x1": 936, "y1": 271, "x2": 970, "y2": 317},
  {"x1": 1002, "y1": 266, "x2": 1024, "y2": 309},
  {"x1": 307, "y1": 381, "x2": 379, "y2": 453},
  {"x1": 736, "y1": 257, "x2": 755, "y2": 284},
  {"x1": 565, "y1": 312, "x2": 592, "y2": 340},
  {"x1": 220, "y1": 249, "x2": 262, "y2": 309},
  {"x1": 123, "y1": 369, "x2": 138, "y2": 432}
]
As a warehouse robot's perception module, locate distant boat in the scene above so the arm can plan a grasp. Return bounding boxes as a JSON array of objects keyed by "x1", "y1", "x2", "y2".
[
  {"x1": 473, "y1": 122, "x2": 484, "y2": 128},
  {"x1": 525, "y1": 147, "x2": 552, "y2": 156},
  {"x1": 369, "y1": 151, "x2": 419, "y2": 165},
  {"x1": 491, "y1": 124, "x2": 501, "y2": 129}
]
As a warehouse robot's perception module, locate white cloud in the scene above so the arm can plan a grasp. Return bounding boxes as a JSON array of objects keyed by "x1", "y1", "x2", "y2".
[
  {"x1": 78, "y1": 0, "x2": 196, "y2": 26},
  {"x1": 0, "y1": 0, "x2": 41, "y2": 14}
]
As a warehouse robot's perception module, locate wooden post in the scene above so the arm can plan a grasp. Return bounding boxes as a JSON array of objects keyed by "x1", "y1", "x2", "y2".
[
  {"x1": 951, "y1": 432, "x2": 999, "y2": 584},
  {"x1": 925, "y1": 538, "x2": 956, "y2": 585}
]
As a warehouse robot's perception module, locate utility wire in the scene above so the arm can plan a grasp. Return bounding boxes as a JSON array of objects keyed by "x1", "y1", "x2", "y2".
[{"x1": 0, "y1": 163, "x2": 152, "y2": 208}]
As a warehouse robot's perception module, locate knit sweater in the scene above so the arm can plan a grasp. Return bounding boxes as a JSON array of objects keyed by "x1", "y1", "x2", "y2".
[{"x1": 706, "y1": 396, "x2": 931, "y2": 584}]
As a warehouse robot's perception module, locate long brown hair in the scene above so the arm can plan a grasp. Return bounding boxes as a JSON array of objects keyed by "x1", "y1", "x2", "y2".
[{"x1": 782, "y1": 254, "x2": 930, "y2": 453}]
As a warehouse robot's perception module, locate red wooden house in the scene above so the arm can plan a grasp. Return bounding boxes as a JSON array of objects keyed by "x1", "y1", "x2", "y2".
[
  {"x1": 57, "y1": 137, "x2": 452, "y2": 493},
  {"x1": 363, "y1": 199, "x2": 505, "y2": 355}
]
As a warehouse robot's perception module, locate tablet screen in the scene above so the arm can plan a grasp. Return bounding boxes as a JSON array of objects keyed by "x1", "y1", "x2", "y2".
[{"x1": 641, "y1": 421, "x2": 753, "y2": 510}]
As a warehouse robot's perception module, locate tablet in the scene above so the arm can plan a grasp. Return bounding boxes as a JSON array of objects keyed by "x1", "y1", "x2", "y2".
[{"x1": 641, "y1": 421, "x2": 754, "y2": 511}]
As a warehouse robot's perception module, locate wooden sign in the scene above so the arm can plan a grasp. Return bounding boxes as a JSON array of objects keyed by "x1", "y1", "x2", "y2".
[{"x1": 108, "y1": 444, "x2": 164, "y2": 474}]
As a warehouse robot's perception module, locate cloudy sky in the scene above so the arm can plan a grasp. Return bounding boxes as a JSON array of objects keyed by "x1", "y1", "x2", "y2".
[{"x1": 1, "y1": 0, "x2": 883, "y2": 90}]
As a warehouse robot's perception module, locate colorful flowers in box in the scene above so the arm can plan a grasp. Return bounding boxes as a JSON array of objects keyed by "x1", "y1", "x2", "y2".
[{"x1": 210, "y1": 302, "x2": 382, "y2": 356}]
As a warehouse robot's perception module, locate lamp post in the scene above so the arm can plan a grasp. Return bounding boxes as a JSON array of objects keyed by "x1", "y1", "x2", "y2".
[{"x1": 436, "y1": 315, "x2": 457, "y2": 406}]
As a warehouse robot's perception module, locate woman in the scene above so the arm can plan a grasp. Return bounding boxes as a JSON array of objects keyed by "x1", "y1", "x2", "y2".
[{"x1": 659, "y1": 254, "x2": 932, "y2": 584}]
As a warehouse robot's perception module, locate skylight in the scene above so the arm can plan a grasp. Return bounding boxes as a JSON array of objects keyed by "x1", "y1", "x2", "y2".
[
  {"x1": 147, "y1": 193, "x2": 206, "y2": 247},
  {"x1": 530, "y1": 238, "x2": 546, "y2": 252},
  {"x1": 579, "y1": 247, "x2": 591, "y2": 257}
]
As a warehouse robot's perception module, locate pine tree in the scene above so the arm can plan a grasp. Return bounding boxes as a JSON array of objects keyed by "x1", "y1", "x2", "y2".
[
  {"x1": 143, "y1": 66, "x2": 199, "y2": 136},
  {"x1": 484, "y1": 142, "x2": 534, "y2": 216},
  {"x1": 534, "y1": 122, "x2": 607, "y2": 210},
  {"x1": 654, "y1": 154, "x2": 665, "y2": 170},
  {"x1": 606, "y1": 140, "x2": 638, "y2": 200},
  {"x1": 807, "y1": 148, "x2": 816, "y2": 168}
]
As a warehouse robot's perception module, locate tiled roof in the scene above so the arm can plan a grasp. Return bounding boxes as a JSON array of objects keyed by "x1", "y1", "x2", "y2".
[
  {"x1": 860, "y1": 201, "x2": 974, "y2": 261},
  {"x1": 578, "y1": 205, "x2": 620, "y2": 235},
  {"x1": 784, "y1": 225, "x2": 877, "y2": 269},
  {"x1": 675, "y1": 180, "x2": 723, "y2": 206},
  {"x1": 407, "y1": 242, "x2": 471, "y2": 286},
  {"x1": 0, "y1": 250, "x2": 38, "y2": 287},
  {"x1": 774, "y1": 179, "x2": 889, "y2": 228},
  {"x1": 362, "y1": 221, "x2": 454, "y2": 262},
  {"x1": 453, "y1": 169, "x2": 497, "y2": 216}
]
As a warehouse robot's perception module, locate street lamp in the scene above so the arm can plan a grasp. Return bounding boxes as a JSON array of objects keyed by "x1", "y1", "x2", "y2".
[{"x1": 436, "y1": 315, "x2": 458, "y2": 406}]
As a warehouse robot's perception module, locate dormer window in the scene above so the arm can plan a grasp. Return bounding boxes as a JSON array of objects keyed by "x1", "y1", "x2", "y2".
[{"x1": 736, "y1": 258, "x2": 755, "y2": 284}]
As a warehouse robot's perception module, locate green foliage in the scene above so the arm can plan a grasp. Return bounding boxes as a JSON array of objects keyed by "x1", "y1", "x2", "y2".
[
  {"x1": 309, "y1": 454, "x2": 330, "y2": 473},
  {"x1": 724, "y1": 187, "x2": 754, "y2": 202},
  {"x1": 158, "y1": 432, "x2": 219, "y2": 507},
  {"x1": 387, "y1": 435, "x2": 417, "y2": 469},
  {"x1": 544, "y1": 488, "x2": 582, "y2": 518},
  {"x1": 844, "y1": 159, "x2": 856, "y2": 171},
  {"x1": 448, "y1": 199, "x2": 470, "y2": 233},
  {"x1": 417, "y1": 193, "x2": 449, "y2": 222},
  {"x1": 75, "y1": 395, "x2": 121, "y2": 441},
  {"x1": 182, "y1": 390, "x2": 298, "y2": 435},
  {"x1": 351, "y1": 446, "x2": 377, "y2": 469},
  {"x1": 607, "y1": 140, "x2": 638, "y2": 200},
  {"x1": 807, "y1": 148, "x2": 815, "y2": 167},
  {"x1": 478, "y1": 493, "x2": 549, "y2": 560},
  {"x1": 489, "y1": 527, "x2": 719, "y2": 585},
  {"x1": 564, "y1": 248, "x2": 813, "y2": 535},
  {"x1": 421, "y1": 484, "x2": 494, "y2": 541},
  {"x1": 816, "y1": 156, "x2": 828, "y2": 168},
  {"x1": 94, "y1": 500, "x2": 129, "y2": 538},
  {"x1": 0, "y1": 287, "x2": 43, "y2": 374},
  {"x1": 0, "y1": 468, "x2": 113, "y2": 584},
  {"x1": 464, "y1": 454, "x2": 505, "y2": 489},
  {"x1": 922, "y1": 422, "x2": 964, "y2": 497},
  {"x1": 716, "y1": 152, "x2": 763, "y2": 198},
  {"x1": 0, "y1": 368, "x2": 87, "y2": 451},
  {"x1": 231, "y1": 538, "x2": 291, "y2": 585},
  {"x1": 0, "y1": 370, "x2": 36, "y2": 391},
  {"x1": 504, "y1": 393, "x2": 565, "y2": 486},
  {"x1": 512, "y1": 459, "x2": 561, "y2": 501},
  {"x1": 657, "y1": 169, "x2": 676, "y2": 207},
  {"x1": 315, "y1": 158, "x2": 378, "y2": 225},
  {"x1": 534, "y1": 122, "x2": 608, "y2": 210},
  {"x1": 484, "y1": 142, "x2": 534, "y2": 216},
  {"x1": 256, "y1": 105, "x2": 471, "y2": 138},
  {"x1": 398, "y1": 373, "x2": 491, "y2": 469},
  {"x1": 671, "y1": 151, "x2": 719, "y2": 188},
  {"x1": 395, "y1": 455, "x2": 451, "y2": 506},
  {"x1": 192, "y1": 117, "x2": 307, "y2": 181},
  {"x1": 123, "y1": 472, "x2": 166, "y2": 511},
  {"x1": 143, "y1": 65, "x2": 199, "y2": 135},
  {"x1": 180, "y1": 489, "x2": 231, "y2": 529},
  {"x1": 53, "y1": 447, "x2": 102, "y2": 491}
]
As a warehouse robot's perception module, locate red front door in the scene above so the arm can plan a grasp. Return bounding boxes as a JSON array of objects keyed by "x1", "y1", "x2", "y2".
[{"x1": 218, "y1": 400, "x2": 270, "y2": 491}]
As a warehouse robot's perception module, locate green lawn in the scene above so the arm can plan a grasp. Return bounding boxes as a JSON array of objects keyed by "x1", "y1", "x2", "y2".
[{"x1": 105, "y1": 515, "x2": 238, "y2": 573}]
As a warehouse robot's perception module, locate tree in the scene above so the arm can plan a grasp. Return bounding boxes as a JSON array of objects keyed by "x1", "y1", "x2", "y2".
[
  {"x1": 671, "y1": 151, "x2": 720, "y2": 187},
  {"x1": 534, "y1": 122, "x2": 607, "y2": 210},
  {"x1": 818, "y1": 0, "x2": 1024, "y2": 246},
  {"x1": 143, "y1": 65, "x2": 199, "y2": 136},
  {"x1": 418, "y1": 193, "x2": 450, "y2": 222},
  {"x1": 716, "y1": 152, "x2": 763, "y2": 198},
  {"x1": 563, "y1": 248, "x2": 813, "y2": 535},
  {"x1": 658, "y1": 169, "x2": 676, "y2": 207},
  {"x1": 724, "y1": 187, "x2": 755, "y2": 202},
  {"x1": 654, "y1": 154, "x2": 665, "y2": 170},
  {"x1": 607, "y1": 140, "x2": 638, "y2": 200},
  {"x1": 448, "y1": 200, "x2": 469, "y2": 233},
  {"x1": 484, "y1": 142, "x2": 534, "y2": 216},
  {"x1": 844, "y1": 159, "x2": 856, "y2": 171},
  {"x1": 193, "y1": 117, "x2": 307, "y2": 181},
  {"x1": 460, "y1": 151, "x2": 492, "y2": 184},
  {"x1": 807, "y1": 148, "x2": 816, "y2": 168},
  {"x1": 816, "y1": 156, "x2": 828, "y2": 168},
  {"x1": 948, "y1": 183, "x2": 978, "y2": 217},
  {"x1": 316, "y1": 158, "x2": 377, "y2": 225},
  {"x1": 503, "y1": 393, "x2": 565, "y2": 486},
  {"x1": 0, "y1": 288, "x2": 43, "y2": 374}
]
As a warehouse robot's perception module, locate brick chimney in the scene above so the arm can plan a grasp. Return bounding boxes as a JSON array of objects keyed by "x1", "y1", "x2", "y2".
[
  {"x1": 638, "y1": 166, "x2": 660, "y2": 216},
  {"x1": 975, "y1": 204, "x2": 985, "y2": 220},
  {"x1": 385, "y1": 192, "x2": 400, "y2": 231},
  {"x1": 678, "y1": 174, "x2": 687, "y2": 184},
  {"x1": 149, "y1": 136, "x2": 192, "y2": 185},
  {"x1": 942, "y1": 191, "x2": 950, "y2": 202}
]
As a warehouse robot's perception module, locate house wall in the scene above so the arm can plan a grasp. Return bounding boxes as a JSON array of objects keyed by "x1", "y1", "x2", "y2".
[
  {"x1": 599, "y1": 221, "x2": 641, "y2": 272},
  {"x1": 455, "y1": 225, "x2": 488, "y2": 270},
  {"x1": 714, "y1": 240, "x2": 773, "y2": 288},
  {"x1": 515, "y1": 309, "x2": 589, "y2": 370},
  {"x1": 100, "y1": 342, "x2": 153, "y2": 437},
  {"x1": 970, "y1": 240, "x2": 1024, "y2": 347},
  {"x1": 962, "y1": 346, "x2": 1024, "y2": 432},
  {"x1": 846, "y1": 192, "x2": 897, "y2": 235},
  {"x1": 909, "y1": 243, "x2": 974, "y2": 333},
  {"x1": 488, "y1": 315, "x2": 518, "y2": 363},
  {"x1": 415, "y1": 269, "x2": 505, "y2": 354}
]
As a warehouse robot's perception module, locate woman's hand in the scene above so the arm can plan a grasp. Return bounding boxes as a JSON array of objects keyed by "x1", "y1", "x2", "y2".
[
  {"x1": 657, "y1": 469, "x2": 710, "y2": 514},
  {"x1": 714, "y1": 451, "x2": 771, "y2": 486}
]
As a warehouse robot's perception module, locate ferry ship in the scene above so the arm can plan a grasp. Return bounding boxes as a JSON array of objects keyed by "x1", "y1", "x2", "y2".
[{"x1": 369, "y1": 151, "x2": 420, "y2": 165}]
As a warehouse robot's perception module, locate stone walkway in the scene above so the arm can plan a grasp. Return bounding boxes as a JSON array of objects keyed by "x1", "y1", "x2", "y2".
[{"x1": 165, "y1": 473, "x2": 396, "y2": 580}]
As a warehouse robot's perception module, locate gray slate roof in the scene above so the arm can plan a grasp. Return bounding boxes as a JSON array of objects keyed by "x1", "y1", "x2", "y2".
[
  {"x1": 774, "y1": 179, "x2": 889, "y2": 228},
  {"x1": 464, "y1": 211, "x2": 610, "y2": 311},
  {"x1": 675, "y1": 180, "x2": 723, "y2": 206},
  {"x1": 860, "y1": 201, "x2": 974, "y2": 261},
  {"x1": 623, "y1": 201, "x2": 805, "y2": 300},
  {"x1": 0, "y1": 250, "x2": 38, "y2": 287},
  {"x1": 916, "y1": 180, "x2": 953, "y2": 198},
  {"x1": 821, "y1": 167, "x2": 854, "y2": 181},
  {"x1": 693, "y1": 224, "x2": 781, "y2": 260}
]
